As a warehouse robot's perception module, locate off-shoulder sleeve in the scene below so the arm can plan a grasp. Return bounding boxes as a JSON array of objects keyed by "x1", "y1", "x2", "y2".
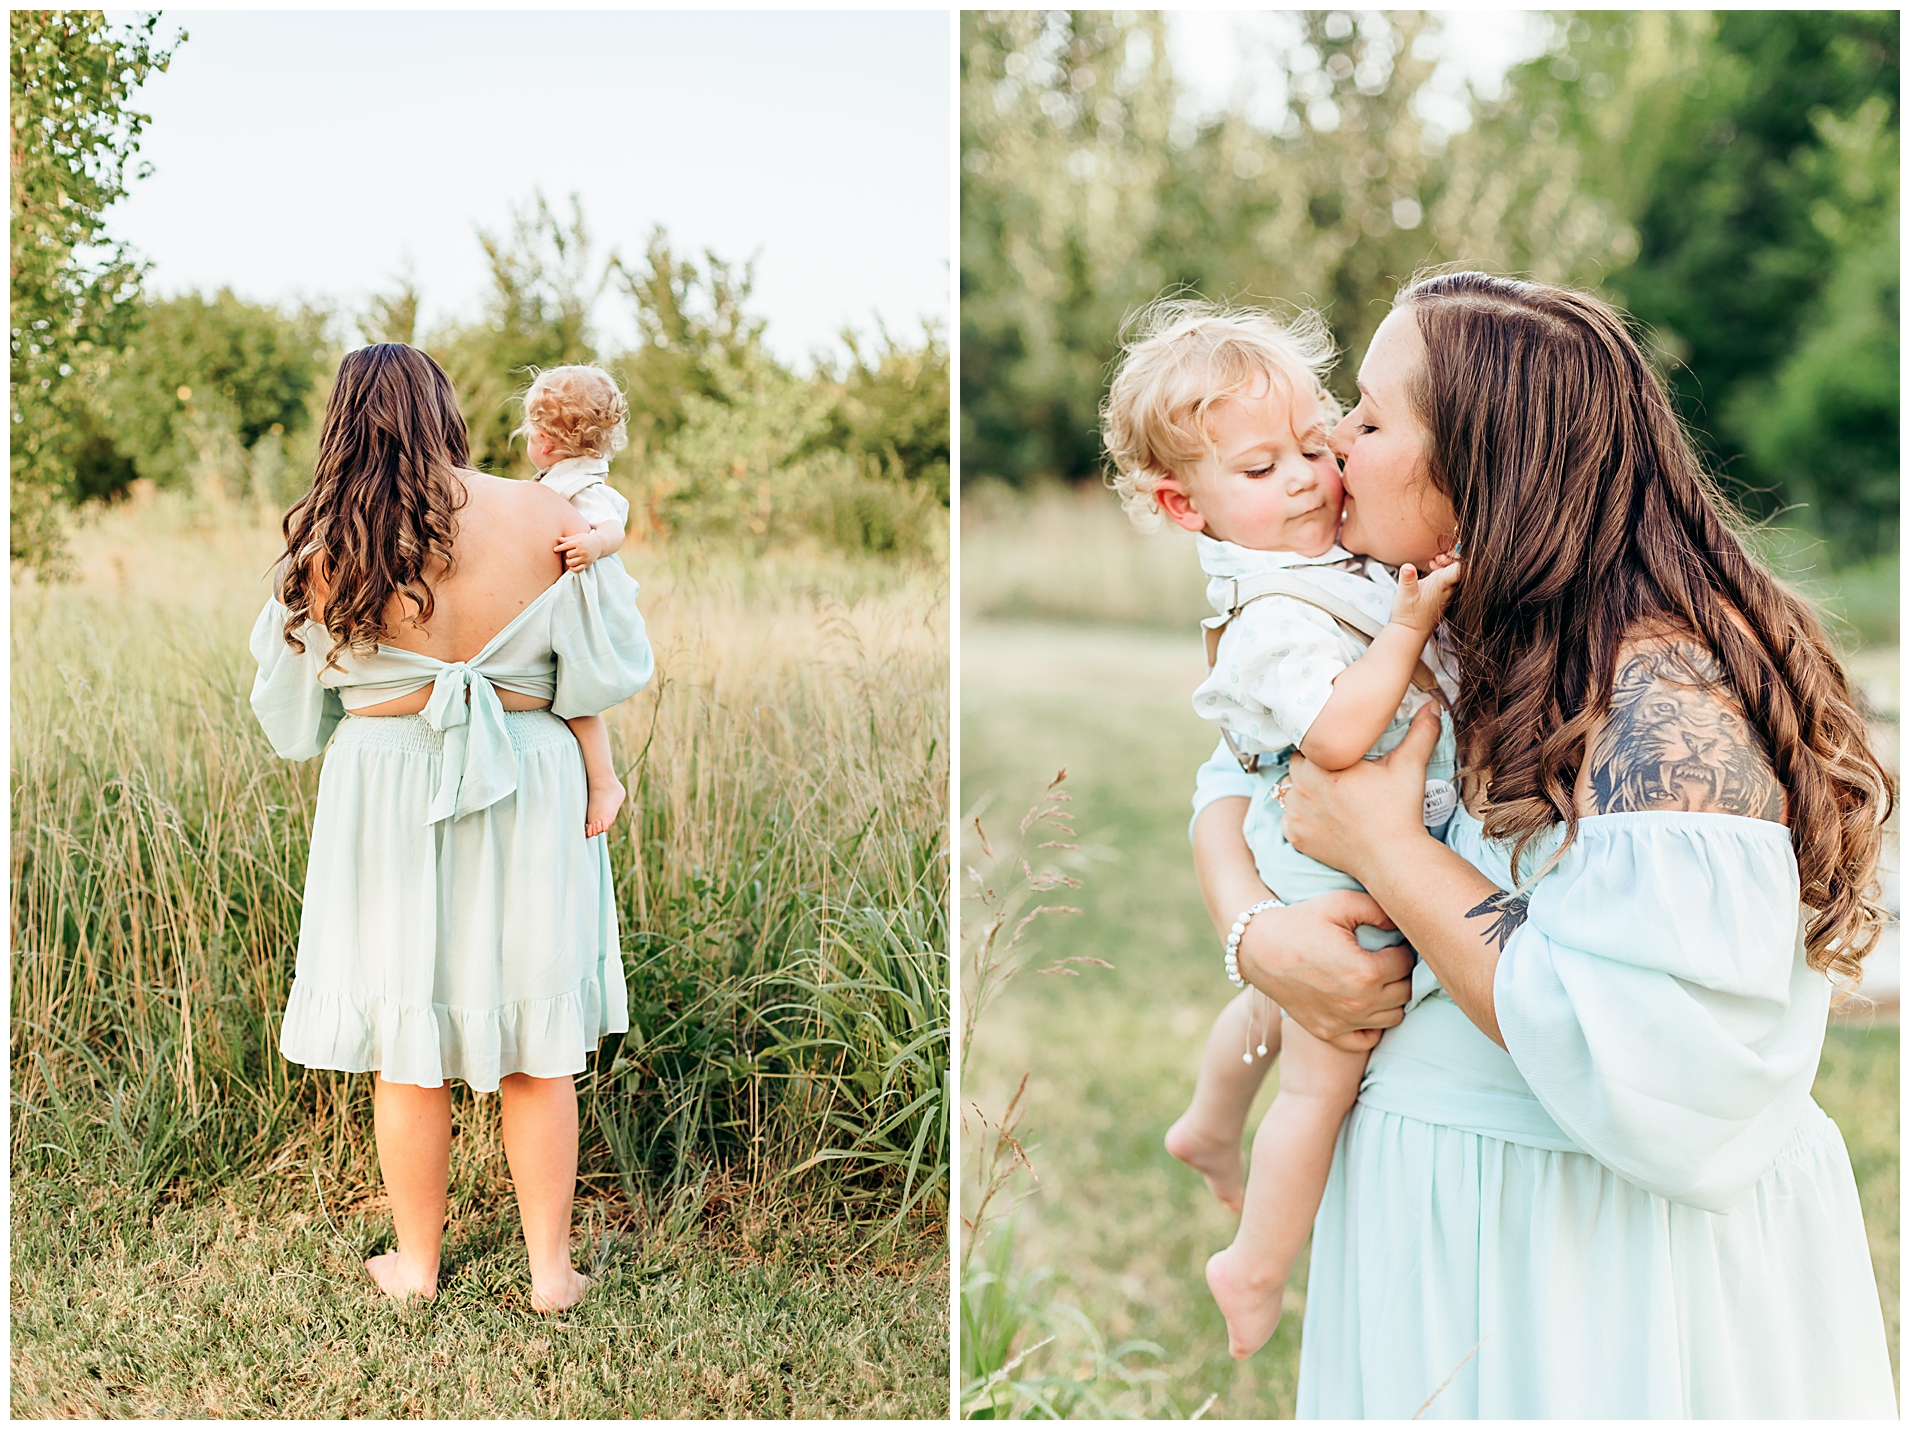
[
  {"x1": 1495, "y1": 812, "x2": 1830, "y2": 1212},
  {"x1": 249, "y1": 600, "x2": 345, "y2": 760},
  {"x1": 549, "y1": 554, "x2": 654, "y2": 718}
]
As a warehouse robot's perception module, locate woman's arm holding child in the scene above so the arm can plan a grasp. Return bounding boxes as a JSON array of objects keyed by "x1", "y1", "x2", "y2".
[
  {"x1": 1297, "y1": 561, "x2": 1459, "y2": 769},
  {"x1": 1285, "y1": 706, "x2": 1511, "y2": 1045},
  {"x1": 1193, "y1": 798, "x2": 1415, "y2": 1052}
]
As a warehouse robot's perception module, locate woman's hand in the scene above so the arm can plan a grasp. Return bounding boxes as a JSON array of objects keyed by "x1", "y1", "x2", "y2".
[
  {"x1": 1235, "y1": 894, "x2": 1415, "y2": 1050},
  {"x1": 1191, "y1": 798, "x2": 1413, "y2": 1050},
  {"x1": 1283, "y1": 701, "x2": 1442, "y2": 884}
]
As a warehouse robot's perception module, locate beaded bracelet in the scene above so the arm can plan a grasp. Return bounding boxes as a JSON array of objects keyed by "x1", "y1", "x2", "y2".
[{"x1": 1224, "y1": 897, "x2": 1284, "y2": 988}]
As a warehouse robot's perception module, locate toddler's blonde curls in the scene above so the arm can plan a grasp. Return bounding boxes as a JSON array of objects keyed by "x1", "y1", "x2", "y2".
[
  {"x1": 515, "y1": 363, "x2": 630, "y2": 462},
  {"x1": 1100, "y1": 297, "x2": 1340, "y2": 528}
]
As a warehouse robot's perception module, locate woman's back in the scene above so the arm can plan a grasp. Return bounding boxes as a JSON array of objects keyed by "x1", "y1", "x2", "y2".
[
  {"x1": 250, "y1": 342, "x2": 648, "y2": 1314},
  {"x1": 344, "y1": 472, "x2": 588, "y2": 714}
]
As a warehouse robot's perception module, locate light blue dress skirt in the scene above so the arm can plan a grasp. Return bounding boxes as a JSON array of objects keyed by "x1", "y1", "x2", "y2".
[
  {"x1": 1293, "y1": 806, "x2": 1897, "y2": 1418},
  {"x1": 250, "y1": 559, "x2": 653, "y2": 1093},
  {"x1": 278, "y1": 710, "x2": 628, "y2": 1092}
]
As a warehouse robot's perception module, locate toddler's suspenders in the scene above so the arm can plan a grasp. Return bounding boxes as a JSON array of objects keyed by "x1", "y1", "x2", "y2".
[{"x1": 1202, "y1": 571, "x2": 1440, "y2": 774}]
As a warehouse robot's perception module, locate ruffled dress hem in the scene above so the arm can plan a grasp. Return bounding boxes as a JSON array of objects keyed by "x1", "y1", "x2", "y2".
[{"x1": 279, "y1": 975, "x2": 629, "y2": 1093}]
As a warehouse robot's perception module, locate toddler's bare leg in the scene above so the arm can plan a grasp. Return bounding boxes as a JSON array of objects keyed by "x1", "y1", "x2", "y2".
[
  {"x1": 1205, "y1": 1014, "x2": 1367, "y2": 1358},
  {"x1": 366, "y1": 1075, "x2": 450, "y2": 1301},
  {"x1": 1165, "y1": 988, "x2": 1282, "y2": 1212},
  {"x1": 565, "y1": 713, "x2": 625, "y2": 838}
]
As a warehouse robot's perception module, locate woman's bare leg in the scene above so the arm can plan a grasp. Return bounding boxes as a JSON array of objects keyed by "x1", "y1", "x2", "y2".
[
  {"x1": 1205, "y1": 1013, "x2": 1367, "y2": 1358},
  {"x1": 1165, "y1": 988, "x2": 1282, "y2": 1211},
  {"x1": 367, "y1": 1074, "x2": 451, "y2": 1300},
  {"x1": 498, "y1": 1072, "x2": 591, "y2": 1311}
]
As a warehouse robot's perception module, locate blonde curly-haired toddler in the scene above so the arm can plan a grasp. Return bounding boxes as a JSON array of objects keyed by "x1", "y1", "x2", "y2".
[
  {"x1": 517, "y1": 363, "x2": 634, "y2": 839},
  {"x1": 1103, "y1": 298, "x2": 1462, "y2": 1360}
]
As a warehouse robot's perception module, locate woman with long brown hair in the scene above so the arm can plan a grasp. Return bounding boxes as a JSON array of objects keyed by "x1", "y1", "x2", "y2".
[
  {"x1": 1194, "y1": 273, "x2": 1895, "y2": 1415},
  {"x1": 249, "y1": 344, "x2": 652, "y2": 1311}
]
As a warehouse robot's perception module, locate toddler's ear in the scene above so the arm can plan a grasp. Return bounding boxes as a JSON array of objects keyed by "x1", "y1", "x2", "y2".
[{"x1": 1154, "y1": 479, "x2": 1206, "y2": 533}]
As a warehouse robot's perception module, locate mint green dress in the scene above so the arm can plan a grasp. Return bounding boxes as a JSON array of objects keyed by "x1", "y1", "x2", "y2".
[
  {"x1": 1191, "y1": 754, "x2": 1896, "y2": 1417},
  {"x1": 249, "y1": 557, "x2": 653, "y2": 1092}
]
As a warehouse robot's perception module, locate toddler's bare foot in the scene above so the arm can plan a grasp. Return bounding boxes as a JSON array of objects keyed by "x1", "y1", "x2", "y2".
[
  {"x1": 365, "y1": 1250, "x2": 437, "y2": 1302},
  {"x1": 1205, "y1": 1244, "x2": 1286, "y2": 1360},
  {"x1": 531, "y1": 1267, "x2": 593, "y2": 1313},
  {"x1": 1165, "y1": 1115, "x2": 1246, "y2": 1212},
  {"x1": 584, "y1": 777, "x2": 625, "y2": 839}
]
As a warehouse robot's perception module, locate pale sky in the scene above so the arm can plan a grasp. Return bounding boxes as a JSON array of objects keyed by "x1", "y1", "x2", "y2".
[{"x1": 103, "y1": 10, "x2": 950, "y2": 365}]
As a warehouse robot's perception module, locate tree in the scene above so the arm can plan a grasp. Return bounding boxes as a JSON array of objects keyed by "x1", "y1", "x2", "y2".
[
  {"x1": 425, "y1": 192, "x2": 607, "y2": 475},
  {"x1": 960, "y1": 11, "x2": 1179, "y2": 488},
  {"x1": 1507, "y1": 10, "x2": 1900, "y2": 554},
  {"x1": 10, "y1": 10, "x2": 178, "y2": 571},
  {"x1": 958, "y1": 10, "x2": 1634, "y2": 489},
  {"x1": 1728, "y1": 98, "x2": 1899, "y2": 559},
  {"x1": 804, "y1": 319, "x2": 951, "y2": 503},
  {"x1": 102, "y1": 289, "x2": 331, "y2": 494},
  {"x1": 359, "y1": 271, "x2": 420, "y2": 347},
  {"x1": 610, "y1": 228, "x2": 768, "y2": 461}
]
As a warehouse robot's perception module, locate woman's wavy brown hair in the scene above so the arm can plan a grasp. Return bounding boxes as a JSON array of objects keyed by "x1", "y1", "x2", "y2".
[
  {"x1": 1397, "y1": 271, "x2": 1893, "y2": 984},
  {"x1": 275, "y1": 344, "x2": 470, "y2": 668}
]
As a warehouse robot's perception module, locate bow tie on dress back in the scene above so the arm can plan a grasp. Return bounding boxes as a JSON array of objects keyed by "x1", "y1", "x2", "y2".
[{"x1": 420, "y1": 662, "x2": 520, "y2": 824}]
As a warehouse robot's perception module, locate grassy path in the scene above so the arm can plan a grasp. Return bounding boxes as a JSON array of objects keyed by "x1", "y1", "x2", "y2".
[
  {"x1": 11, "y1": 1175, "x2": 946, "y2": 1418},
  {"x1": 962, "y1": 617, "x2": 1899, "y2": 1418}
]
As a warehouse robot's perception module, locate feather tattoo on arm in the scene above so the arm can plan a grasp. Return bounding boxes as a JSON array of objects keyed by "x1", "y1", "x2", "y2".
[{"x1": 1464, "y1": 887, "x2": 1530, "y2": 951}]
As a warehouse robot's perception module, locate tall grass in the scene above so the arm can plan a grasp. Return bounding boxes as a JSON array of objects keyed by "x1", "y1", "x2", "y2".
[
  {"x1": 10, "y1": 488, "x2": 948, "y2": 1228},
  {"x1": 959, "y1": 776, "x2": 1181, "y2": 1419}
]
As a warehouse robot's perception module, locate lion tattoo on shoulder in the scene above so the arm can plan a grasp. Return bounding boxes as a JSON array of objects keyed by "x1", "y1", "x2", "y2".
[{"x1": 1586, "y1": 643, "x2": 1786, "y2": 821}]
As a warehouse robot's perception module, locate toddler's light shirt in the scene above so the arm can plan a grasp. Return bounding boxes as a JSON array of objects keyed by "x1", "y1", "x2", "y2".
[
  {"x1": 538, "y1": 456, "x2": 630, "y2": 534},
  {"x1": 1191, "y1": 532, "x2": 1461, "y2": 1010},
  {"x1": 1192, "y1": 533, "x2": 1459, "y2": 753}
]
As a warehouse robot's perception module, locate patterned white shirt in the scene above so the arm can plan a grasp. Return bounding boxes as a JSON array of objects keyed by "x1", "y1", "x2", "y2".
[{"x1": 1191, "y1": 533, "x2": 1458, "y2": 759}]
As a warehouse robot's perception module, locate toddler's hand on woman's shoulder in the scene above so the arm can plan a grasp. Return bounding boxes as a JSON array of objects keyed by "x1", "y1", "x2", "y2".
[{"x1": 554, "y1": 530, "x2": 603, "y2": 572}]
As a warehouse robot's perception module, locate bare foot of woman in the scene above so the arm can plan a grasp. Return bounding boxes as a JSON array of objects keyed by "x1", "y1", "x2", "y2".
[
  {"x1": 1205, "y1": 1244, "x2": 1286, "y2": 1360},
  {"x1": 365, "y1": 1250, "x2": 438, "y2": 1302},
  {"x1": 583, "y1": 776, "x2": 625, "y2": 839},
  {"x1": 530, "y1": 1268, "x2": 593, "y2": 1313},
  {"x1": 1165, "y1": 1115, "x2": 1246, "y2": 1212}
]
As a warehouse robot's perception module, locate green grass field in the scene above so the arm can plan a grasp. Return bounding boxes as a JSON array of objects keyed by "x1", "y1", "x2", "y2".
[
  {"x1": 10, "y1": 1171, "x2": 943, "y2": 1418},
  {"x1": 11, "y1": 490, "x2": 950, "y2": 1417},
  {"x1": 961, "y1": 607, "x2": 1899, "y2": 1418}
]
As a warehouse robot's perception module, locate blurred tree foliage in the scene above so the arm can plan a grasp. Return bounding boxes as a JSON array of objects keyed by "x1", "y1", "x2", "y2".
[
  {"x1": 106, "y1": 290, "x2": 331, "y2": 494},
  {"x1": 961, "y1": 11, "x2": 1630, "y2": 490},
  {"x1": 1492, "y1": 11, "x2": 1899, "y2": 554},
  {"x1": 39, "y1": 181, "x2": 946, "y2": 558},
  {"x1": 961, "y1": 9, "x2": 1898, "y2": 561},
  {"x1": 427, "y1": 193, "x2": 603, "y2": 474},
  {"x1": 399, "y1": 193, "x2": 947, "y2": 552},
  {"x1": 610, "y1": 227, "x2": 769, "y2": 462},
  {"x1": 10, "y1": 10, "x2": 178, "y2": 573},
  {"x1": 806, "y1": 321, "x2": 952, "y2": 504}
]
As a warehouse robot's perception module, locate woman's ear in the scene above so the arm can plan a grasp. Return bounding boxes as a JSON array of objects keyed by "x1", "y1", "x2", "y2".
[{"x1": 1155, "y1": 478, "x2": 1206, "y2": 533}]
